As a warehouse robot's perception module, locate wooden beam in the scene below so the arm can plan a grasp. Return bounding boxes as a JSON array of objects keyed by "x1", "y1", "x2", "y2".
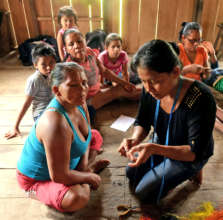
[{"x1": 37, "y1": 16, "x2": 103, "y2": 21}]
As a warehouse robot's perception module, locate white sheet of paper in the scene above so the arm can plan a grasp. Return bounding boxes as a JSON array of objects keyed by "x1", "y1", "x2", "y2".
[{"x1": 110, "y1": 115, "x2": 135, "y2": 132}]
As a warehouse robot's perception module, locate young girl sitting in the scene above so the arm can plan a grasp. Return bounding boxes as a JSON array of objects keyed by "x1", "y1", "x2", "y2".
[
  {"x1": 98, "y1": 33, "x2": 129, "y2": 86},
  {"x1": 57, "y1": 5, "x2": 78, "y2": 61}
]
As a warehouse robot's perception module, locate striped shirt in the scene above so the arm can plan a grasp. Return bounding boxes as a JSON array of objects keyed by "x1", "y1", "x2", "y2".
[{"x1": 25, "y1": 71, "x2": 53, "y2": 118}]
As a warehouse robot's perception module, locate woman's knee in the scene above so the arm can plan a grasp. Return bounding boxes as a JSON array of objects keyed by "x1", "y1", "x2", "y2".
[
  {"x1": 126, "y1": 166, "x2": 136, "y2": 180},
  {"x1": 61, "y1": 184, "x2": 90, "y2": 212},
  {"x1": 134, "y1": 183, "x2": 161, "y2": 202}
]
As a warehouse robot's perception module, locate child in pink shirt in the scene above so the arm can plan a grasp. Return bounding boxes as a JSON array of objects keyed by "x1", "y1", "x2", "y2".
[
  {"x1": 98, "y1": 33, "x2": 129, "y2": 86},
  {"x1": 57, "y1": 6, "x2": 78, "y2": 61}
]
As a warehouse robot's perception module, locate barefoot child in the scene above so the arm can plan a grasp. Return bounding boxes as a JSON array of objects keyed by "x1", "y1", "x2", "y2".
[
  {"x1": 57, "y1": 5, "x2": 78, "y2": 61},
  {"x1": 5, "y1": 43, "x2": 57, "y2": 139},
  {"x1": 98, "y1": 33, "x2": 129, "y2": 86}
]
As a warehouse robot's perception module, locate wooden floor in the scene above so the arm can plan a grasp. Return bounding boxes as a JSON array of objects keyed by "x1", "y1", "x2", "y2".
[{"x1": 1, "y1": 53, "x2": 223, "y2": 220}]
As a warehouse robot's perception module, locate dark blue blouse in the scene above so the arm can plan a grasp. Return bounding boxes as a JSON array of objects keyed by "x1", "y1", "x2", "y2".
[{"x1": 134, "y1": 80, "x2": 216, "y2": 162}]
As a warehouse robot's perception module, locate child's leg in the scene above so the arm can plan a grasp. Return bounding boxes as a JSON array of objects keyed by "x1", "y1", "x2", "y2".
[
  {"x1": 89, "y1": 129, "x2": 103, "y2": 165},
  {"x1": 91, "y1": 85, "x2": 141, "y2": 109},
  {"x1": 112, "y1": 72, "x2": 123, "y2": 86},
  {"x1": 88, "y1": 129, "x2": 110, "y2": 173}
]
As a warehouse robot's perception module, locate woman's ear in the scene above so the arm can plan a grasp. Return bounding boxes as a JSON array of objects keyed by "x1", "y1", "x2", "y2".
[
  {"x1": 52, "y1": 85, "x2": 60, "y2": 96},
  {"x1": 181, "y1": 35, "x2": 186, "y2": 44},
  {"x1": 172, "y1": 66, "x2": 181, "y2": 78}
]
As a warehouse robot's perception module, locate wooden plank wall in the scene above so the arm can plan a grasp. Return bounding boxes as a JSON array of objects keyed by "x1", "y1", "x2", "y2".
[
  {"x1": 0, "y1": 0, "x2": 17, "y2": 54},
  {"x1": 121, "y1": 0, "x2": 196, "y2": 54},
  {"x1": 201, "y1": 0, "x2": 223, "y2": 42},
  {"x1": 0, "y1": 0, "x2": 222, "y2": 55},
  {"x1": 2, "y1": 0, "x2": 102, "y2": 46}
]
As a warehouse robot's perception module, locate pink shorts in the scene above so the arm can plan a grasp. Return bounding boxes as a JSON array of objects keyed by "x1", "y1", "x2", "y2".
[
  {"x1": 16, "y1": 170, "x2": 70, "y2": 212},
  {"x1": 90, "y1": 129, "x2": 103, "y2": 151}
]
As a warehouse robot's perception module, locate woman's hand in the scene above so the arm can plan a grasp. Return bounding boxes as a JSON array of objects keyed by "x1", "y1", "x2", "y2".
[
  {"x1": 183, "y1": 64, "x2": 208, "y2": 75},
  {"x1": 191, "y1": 64, "x2": 204, "y2": 74},
  {"x1": 118, "y1": 138, "x2": 138, "y2": 157},
  {"x1": 86, "y1": 173, "x2": 101, "y2": 190},
  {"x1": 201, "y1": 41, "x2": 218, "y2": 67},
  {"x1": 4, "y1": 127, "x2": 21, "y2": 139},
  {"x1": 127, "y1": 143, "x2": 153, "y2": 167},
  {"x1": 201, "y1": 41, "x2": 215, "y2": 56}
]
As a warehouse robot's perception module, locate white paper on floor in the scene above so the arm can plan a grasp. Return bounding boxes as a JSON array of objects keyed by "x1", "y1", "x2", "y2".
[{"x1": 110, "y1": 115, "x2": 135, "y2": 132}]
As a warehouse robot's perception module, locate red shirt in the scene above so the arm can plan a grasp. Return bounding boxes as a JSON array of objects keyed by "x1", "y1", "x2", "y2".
[{"x1": 66, "y1": 47, "x2": 101, "y2": 99}]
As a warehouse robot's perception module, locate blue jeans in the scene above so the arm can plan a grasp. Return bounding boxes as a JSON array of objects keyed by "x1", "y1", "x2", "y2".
[{"x1": 126, "y1": 155, "x2": 208, "y2": 202}]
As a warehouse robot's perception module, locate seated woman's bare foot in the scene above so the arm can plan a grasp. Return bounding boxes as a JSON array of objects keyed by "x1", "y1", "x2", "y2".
[
  {"x1": 88, "y1": 148, "x2": 104, "y2": 165},
  {"x1": 90, "y1": 159, "x2": 110, "y2": 174},
  {"x1": 189, "y1": 169, "x2": 202, "y2": 186}
]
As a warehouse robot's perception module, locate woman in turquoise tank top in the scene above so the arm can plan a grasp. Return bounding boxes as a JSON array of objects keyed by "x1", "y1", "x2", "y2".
[{"x1": 17, "y1": 62, "x2": 102, "y2": 213}]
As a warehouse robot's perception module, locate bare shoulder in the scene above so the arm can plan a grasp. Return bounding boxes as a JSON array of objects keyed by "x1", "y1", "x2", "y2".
[{"x1": 36, "y1": 110, "x2": 72, "y2": 143}]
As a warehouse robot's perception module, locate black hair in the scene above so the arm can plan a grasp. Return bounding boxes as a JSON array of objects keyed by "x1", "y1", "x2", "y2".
[
  {"x1": 168, "y1": 41, "x2": 180, "y2": 55},
  {"x1": 31, "y1": 43, "x2": 57, "y2": 64},
  {"x1": 131, "y1": 39, "x2": 181, "y2": 74},
  {"x1": 105, "y1": 33, "x2": 122, "y2": 47},
  {"x1": 62, "y1": 28, "x2": 84, "y2": 46},
  {"x1": 57, "y1": 5, "x2": 78, "y2": 25},
  {"x1": 178, "y1": 21, "x2": 202, "y2": 41},
  {"x1": 85, "y1": 29, "x2": 107, "y2": 52}
]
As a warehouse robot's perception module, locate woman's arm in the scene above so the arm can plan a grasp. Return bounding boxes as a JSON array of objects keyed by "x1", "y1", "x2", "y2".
[
  {"x1": 181, "y1": 64, "x2": 211, "y2": 79},
  {"x1": 127, "y1": 143, "x2": 195, "y2": 167},
  {"x1": 181, "y1": 64, "x2": 204, "y2": 75},
  {"x1": 76, "y1": 102, "x2": 91, "y2": 171},
  {"x1": 201, "y1": 41, "x2": 218, "y2": 68},
  {"x1": 5, "y1": 95, "x2": 33, "y2": 139},
  {"x1": 57, "y1": 32, "x2": 65, "y2": 61},
  {"x1": 37, "y1": 111, "x2": 101, "y2": 188}
]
